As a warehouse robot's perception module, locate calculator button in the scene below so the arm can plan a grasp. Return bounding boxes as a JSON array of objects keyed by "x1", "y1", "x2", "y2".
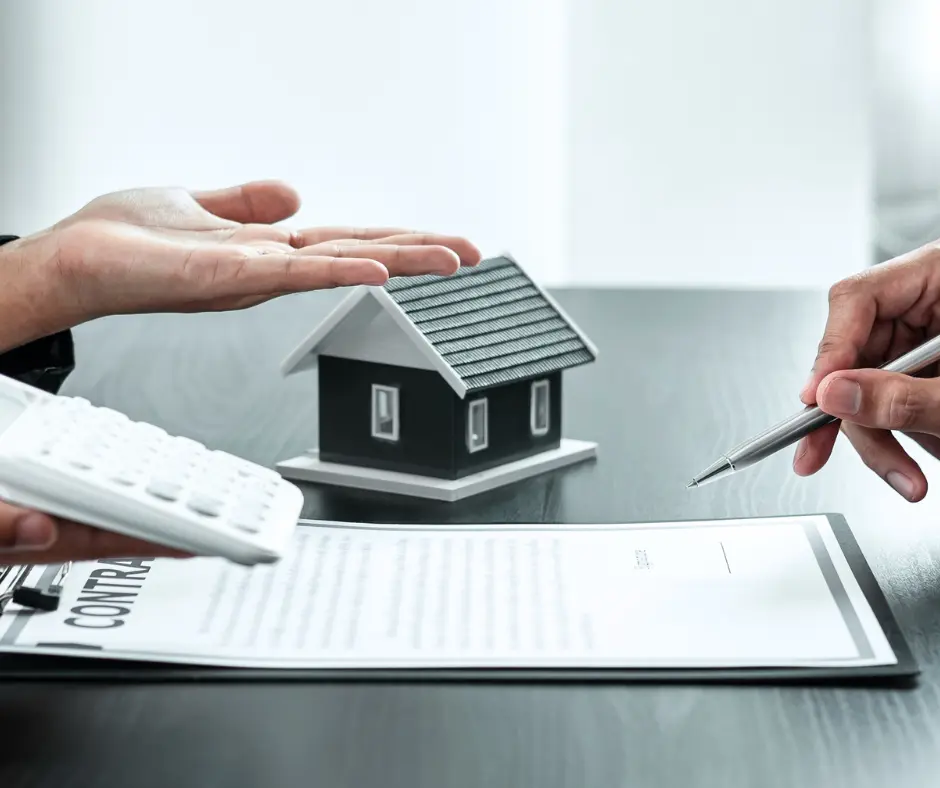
[
  {"x1": 188, "y1": 494, "x2": 224, "y2": 517},
  {"x1": 112, "y1": 473, "x2": 142, "y2": 486},
  {"x1": 231, "y1": 516, "x2": 260, "y2": 534},
  {"x1": 146, "y1": 479, "x2": 183, "y2": 501}
]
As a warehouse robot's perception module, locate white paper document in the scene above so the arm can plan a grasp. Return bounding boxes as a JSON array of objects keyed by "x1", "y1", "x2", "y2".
[{"x1": 0, "y1": 515, "x2": 897, "y2": 669}]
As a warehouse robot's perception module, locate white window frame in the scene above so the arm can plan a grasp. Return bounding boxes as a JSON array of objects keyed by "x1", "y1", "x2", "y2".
[
  {"x1": 530, "y1": 379, "x2": 550, "y2": 436},
  {"x1": 466, "y1": 397, "x2": 489, "y2": 453},
  {"x1": 371, "y1": 384, "x2": 400, "y2": 442}
]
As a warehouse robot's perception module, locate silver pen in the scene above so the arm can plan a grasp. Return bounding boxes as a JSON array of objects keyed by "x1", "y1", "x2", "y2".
[{"x1": 688, "y1": 331, "x2": 940, "y2": 487}]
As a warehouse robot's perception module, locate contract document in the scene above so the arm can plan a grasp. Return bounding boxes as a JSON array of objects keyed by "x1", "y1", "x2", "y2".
[{"x1": 0, "y1": 515, "x2": 914, "y2": 675}]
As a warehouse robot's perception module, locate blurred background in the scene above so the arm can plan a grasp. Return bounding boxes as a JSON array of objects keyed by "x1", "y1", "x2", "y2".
[{"x1": 0, "y1": 0, "x2": 937, "y2": 289}]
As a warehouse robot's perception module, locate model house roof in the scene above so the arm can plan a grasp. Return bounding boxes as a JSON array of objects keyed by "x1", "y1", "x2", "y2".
[{"x1": 281, "y1": 253, "x2": 598, "y2": 398}]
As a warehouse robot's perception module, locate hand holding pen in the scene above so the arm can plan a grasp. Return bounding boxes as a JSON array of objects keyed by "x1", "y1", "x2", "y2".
[
  {"x1": 793, "y1": 243, "x2": 940, "y2": 501},
  {"x1": 691, "y1": 240, "x2": 940, "y2": 502}
]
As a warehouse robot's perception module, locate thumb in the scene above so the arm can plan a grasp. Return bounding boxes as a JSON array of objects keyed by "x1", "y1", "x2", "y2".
[
  {"x1": 191, "y1": 180, "x2": 301, "y2": 225},
  {"x1": 0, "y1": 502, "x2": 58, "y2": 554},
  {"x1": 816, "y1": 369, "x2": 940, "y2": 433}
]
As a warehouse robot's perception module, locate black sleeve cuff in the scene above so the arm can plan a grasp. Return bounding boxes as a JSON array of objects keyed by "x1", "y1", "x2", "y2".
[{"x1": 0, "y1": 235, "x2": 75, "y2": 394}]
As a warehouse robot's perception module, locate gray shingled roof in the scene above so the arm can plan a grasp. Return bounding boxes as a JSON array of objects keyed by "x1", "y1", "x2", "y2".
[{"x1": 383, "y1": 255, "x2": 596, "y2": 392}]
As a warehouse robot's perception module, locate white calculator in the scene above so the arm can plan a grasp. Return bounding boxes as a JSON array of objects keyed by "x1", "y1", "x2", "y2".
[{"x1": 0, "y1": 374, "x2": 303, "y2": 565}]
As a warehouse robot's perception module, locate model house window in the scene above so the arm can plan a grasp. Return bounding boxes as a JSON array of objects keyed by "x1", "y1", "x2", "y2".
[
  {"x1": 530, "y1": 379, "x2": 550, "y2": 436},
  {"x1": 467, "y1": 398, "x2": 488, "y2": 452},
  {"x1": 371, "y1": 384, "x2": 399, "y2": 441}
]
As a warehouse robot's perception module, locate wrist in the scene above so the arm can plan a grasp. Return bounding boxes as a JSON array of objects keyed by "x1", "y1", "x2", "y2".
[{"x1": 0, "y1": 233, "x2": 76, "y2": 353}]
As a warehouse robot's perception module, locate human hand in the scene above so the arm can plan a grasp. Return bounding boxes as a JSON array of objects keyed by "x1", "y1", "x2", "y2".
[
  {"x1": 793, "y1": 241, "x2": 940, "y2": 501},
  {"x1": 5, "y1": 179, "x2": 481, "y2": 338},
  {"x1": 0, "y1": 500, "x2": 190, "y2": 566}
]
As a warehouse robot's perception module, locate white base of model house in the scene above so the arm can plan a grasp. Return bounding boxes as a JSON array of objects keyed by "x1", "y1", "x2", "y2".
[{"x1": 276, "y1": 439, "x2": 598, "y2": 502}]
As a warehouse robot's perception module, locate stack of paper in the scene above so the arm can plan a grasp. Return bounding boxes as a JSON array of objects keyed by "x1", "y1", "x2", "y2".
[{"x1": 0, "y1": 514, "x2": 914, "y2": 678}]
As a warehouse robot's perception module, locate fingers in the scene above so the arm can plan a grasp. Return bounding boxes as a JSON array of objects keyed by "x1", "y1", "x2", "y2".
[
  {"x1": 904, "y1": 430, "x2": 940, "y2": 459},
  {"x1": 225, "y1": 249, "x2": 391, "y2": 292},
  {"x1": 7, "y1": 523, "x2": 190, "y2": 566},
  {"x1": 0, "y1": 502, "x2": 58, "y2": 553},
  {"x1": 294, "y1": 226, "x2": 419, "y2": 245},
  {"x1": 191, "y1": 181, "x2": 301, "y2": 225},
  {"x1": 792, "y1": 410, "x2": 930, "y2": 502},
  {"x1": 799, "y1": 276, "x2": 877, "y2": 404},
  {"x1": 792, "y1": 421, "x2": 841, "y2": 476},
  {"x1": 0, "y1": 502, "x2": 188, "y2": 566},
  {"x1": 296, "y1": 243, "x2": 462, "y2": 277},
  {"x1": 225, "y1": 224, "x2": 297, "y2": 248},
  {"x1": 193, "y1": 241, "x2": 470, "y2": 298},
  {"x1": 815, "y1": 368, "x2": 940, "y2": 434},
  {"x1": 801, "y1": 245, "x2": 940, "y2": 405},
  {"x1": 294, "y1": 228, "x2": 483, "y2": 267},
  {"x1": 839, "y1": 422, "x2": 927, "y2": 501},
  {"x1": 794, "y1": 365, "x2": 940, "y2": 502}
]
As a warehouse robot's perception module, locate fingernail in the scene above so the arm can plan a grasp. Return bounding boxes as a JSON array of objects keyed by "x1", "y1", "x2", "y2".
[
  {"x1": 824, "y1": 378, "x2": 861, "y2": 415},
  {"x1": 886, "y1": 471, "x2": 915, "y2": 501},
  {"x1": 13, "y1": 514, "x2": 57, "y2": 549}
]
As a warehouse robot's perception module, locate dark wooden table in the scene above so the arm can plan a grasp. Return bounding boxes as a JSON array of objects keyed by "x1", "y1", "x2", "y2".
[{"x1": 3, "y1": 286, "x2": 940, "y2": 788}]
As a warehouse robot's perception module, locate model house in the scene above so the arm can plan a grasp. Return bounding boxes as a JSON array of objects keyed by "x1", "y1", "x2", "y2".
[{"x1": 276, "y1": 253, "x2": 598, "y2": 500}]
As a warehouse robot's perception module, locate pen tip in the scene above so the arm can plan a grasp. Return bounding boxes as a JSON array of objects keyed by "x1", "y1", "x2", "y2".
[{"x1": 687, "y1": 480, "x2": 697, "y2": 489}]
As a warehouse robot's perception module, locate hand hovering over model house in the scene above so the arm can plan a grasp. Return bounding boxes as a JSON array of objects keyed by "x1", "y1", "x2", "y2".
[{"x1": 0, "y1": 179, "x2": 481, "y2": 352}]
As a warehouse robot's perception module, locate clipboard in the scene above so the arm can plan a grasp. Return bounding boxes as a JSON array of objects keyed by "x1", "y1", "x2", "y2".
[
  {"x1": 0, "y1": 513, "x2": 920, "y2": 685},
  {"x1": 0, "y1": 561, "x2": 70, "y2": 614}
]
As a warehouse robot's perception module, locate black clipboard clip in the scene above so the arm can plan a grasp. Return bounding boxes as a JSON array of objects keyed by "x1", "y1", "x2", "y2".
[{"x1": 0, "y1": 562, "x2": 70, "y2": 613}]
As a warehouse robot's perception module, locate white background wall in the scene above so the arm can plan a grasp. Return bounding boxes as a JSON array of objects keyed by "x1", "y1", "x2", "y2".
[
  {"x1": 872, "y1": 0, "x2": 940, "y2": 259},
  {"x1": 1, "y1": 0, "x2": 570, "y2": 283},
  {"x1": 568, "y1": 0, "x2": 873, "y2": 288},
  {"x1": 1, "y1": 0, "x2": 873, "y2": 288}
]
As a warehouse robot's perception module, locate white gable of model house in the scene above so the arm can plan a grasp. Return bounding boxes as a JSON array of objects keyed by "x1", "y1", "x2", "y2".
[
  {"x1": 308, "y1": 291, "x2": 435, "y2": 371},
  {"x1": 281, "y1": 286, "x2": 460, "y2": 389}
]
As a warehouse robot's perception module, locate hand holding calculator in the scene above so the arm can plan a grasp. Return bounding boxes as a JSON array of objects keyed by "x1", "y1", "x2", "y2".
[{"x1": 0, "y1": 374, "x2": 303, "y2": 565}]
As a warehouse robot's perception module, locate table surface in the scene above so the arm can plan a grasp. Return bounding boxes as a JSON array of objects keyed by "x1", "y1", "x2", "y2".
[{"x1": 3, "y1": 286, "x2": 940, "y2": 788}]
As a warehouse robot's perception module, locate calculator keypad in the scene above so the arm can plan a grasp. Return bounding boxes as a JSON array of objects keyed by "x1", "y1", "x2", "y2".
[{"x1": 17, "y1": 396, "x2": 296, "y2": 542}]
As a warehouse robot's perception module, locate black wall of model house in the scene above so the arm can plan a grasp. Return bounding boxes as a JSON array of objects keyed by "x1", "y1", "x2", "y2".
[
  {"x1": 454, "y1": 371, "x2": 562, "y2": 478},
  {"x1": 317, "y1": 355, "x2": 563, "y2": 480},
  {"x1": 318, "y1": 355, "x2": 456, "y2": 478}
]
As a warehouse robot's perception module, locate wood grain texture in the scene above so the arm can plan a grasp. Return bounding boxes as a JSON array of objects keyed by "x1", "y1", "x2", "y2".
[{"x1": 5, "y1": 287, "x2": 940, "y2": 788}]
